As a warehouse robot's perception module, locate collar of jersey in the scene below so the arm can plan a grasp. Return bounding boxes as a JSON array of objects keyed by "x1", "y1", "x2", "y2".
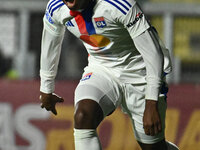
[{"x1": 70, "y1": 0, "x2": 96, "y2": 17}]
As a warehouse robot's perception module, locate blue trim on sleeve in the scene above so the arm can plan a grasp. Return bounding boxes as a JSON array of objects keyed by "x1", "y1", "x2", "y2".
[
  {"x1": 47, "y1": 0, "x2": 57, "y2": 10},
  {"x1": 48, "y1": 0, "x2": 63, "y2": 16},
  {"x1": 114, "y1": 0, "x2": 129, "y2": 11},
  {"x1": 50, "y1": 3, "x2": 65, "y2": 16},
  {"x1": 122, "y1": 0, "x2": 132, "y2": 7},
  {"x1": 104, "y1": 0, "x2": 127, "y2": 15}
]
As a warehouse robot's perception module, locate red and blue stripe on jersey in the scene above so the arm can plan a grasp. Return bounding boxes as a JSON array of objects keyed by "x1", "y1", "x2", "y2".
[
  {"x1": 70, "y1": 1, "x2": 96, "y2": 35},
  {"x1": 70, "y1": 7, "x2": 111, "y2": 48},
  {"x1": 69, "y1": 1, "x2": 112, "y2": 48}
]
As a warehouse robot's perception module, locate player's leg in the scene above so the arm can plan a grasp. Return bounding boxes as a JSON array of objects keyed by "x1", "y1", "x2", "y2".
[
  {"x1": 138, "y1": 140, "x2": 179, "y2": 150},
  {"x1": 73, "y1": 66, "x2": 122, "y2": 150},
  {"x1": 121, "y1": 83, "x2": 179, "y2": 150},
  {"x1": 74, "y1": 99, "x2": 104, "y2": 150},
  {"x1": 74, "y1": 99, "x2": 104, "y2": 129},
  {"x1": 135, "y1": 94, "x2": 168, "y2": 150},
  {"x1": 136, "y1": 82, "x2": 179, "y2": 150},
  {"x1": 137, "y1": 139, "x2": 167, "y2": 150}
]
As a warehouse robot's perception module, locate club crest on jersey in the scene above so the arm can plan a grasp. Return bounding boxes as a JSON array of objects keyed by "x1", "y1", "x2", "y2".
[
  {"x1": 81, "y1": 72, "x2": 93, "y2": 81},
  {"x1": 94, "y1": 17, "x2": 107, "y2": 28}
]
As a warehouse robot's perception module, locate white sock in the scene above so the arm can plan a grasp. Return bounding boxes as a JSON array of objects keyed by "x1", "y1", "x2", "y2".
[
  {"x1": 74, "y1": 129, "x2": 102, "y2": 150},
  {"x1": 166, "y1": 141, "x2": 179, "y2": 150}
]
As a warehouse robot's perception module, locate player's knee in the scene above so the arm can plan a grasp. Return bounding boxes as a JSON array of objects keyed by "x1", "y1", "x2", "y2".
[
  {"x1": 74, "y1": 110, "x2": 102, "y2": 129},
  {"x1": 74, "y1": 109, "x2": 91, "y2": 128},
  {"x1": 74, "y1": 99, "x2": 103, "y2": 129},
  {"x1": 74, "y1": 109, "x2": 88, "y2": 124}
]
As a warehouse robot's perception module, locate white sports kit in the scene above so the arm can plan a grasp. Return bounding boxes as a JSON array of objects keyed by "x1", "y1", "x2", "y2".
[{"x1": 40, "y1": 0, "x2": 174, "y2": 146}]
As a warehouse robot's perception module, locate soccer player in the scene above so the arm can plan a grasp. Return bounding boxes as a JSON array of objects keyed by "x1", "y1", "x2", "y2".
[{"x1": 39, "y1": 0, "x2": 179, "y2": 149}]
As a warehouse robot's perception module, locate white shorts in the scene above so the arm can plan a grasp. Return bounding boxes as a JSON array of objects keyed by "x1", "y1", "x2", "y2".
[{"x1": 74, "y1": 65, "x2": 167, "y2": 144}]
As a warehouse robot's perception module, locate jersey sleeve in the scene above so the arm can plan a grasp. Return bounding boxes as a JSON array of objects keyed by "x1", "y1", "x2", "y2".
[
  {"x1": 119, "y1": 2, "x2": 150, "y2": 38},
  {"x1": 40, "y1": 1, "x2": 65, "y2": 94},
  {"x1": 152, "y1": 27, "x2": 172, "y2": 74},
  {"x1": 133, "y1": 29, "x2": 164, "y2": 101},
  {"x1": 118, "y1": 2, "x2": 164, "y2": 101}
]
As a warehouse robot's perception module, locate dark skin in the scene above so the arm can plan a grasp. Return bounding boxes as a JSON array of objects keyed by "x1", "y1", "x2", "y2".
[
  {"x1": 40, "y1": 92, "x2": 64, "y2": 115},
  {"x1": 62, "y1": 0, "x2": 91, "y2": 10},
  {"x1": 40, "y1": 91, "x2": 166, "y2": 150},
  {"x1": 143, "y1": 100, "x2": 162, "y2": 136},
  {"x1": 40, "y1": 92, "x2": 162, "y2": 133},
  {"x1": 40, "y1": 0, "x2": 167, "y2": 149},
  {"x1": 138, "y1": 139, "x2": 167, "y2": 150},
  {"x1": 40, "y1": 92, "x2": 103, "y2": 129}
]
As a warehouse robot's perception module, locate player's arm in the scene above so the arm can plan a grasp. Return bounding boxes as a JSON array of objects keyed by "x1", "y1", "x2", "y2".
[
  {"x1": 40, "y1": 12, "x2": 65, "y2": 115},
  {"x1": 117, "y1": 2, "x2": 164, "y2": 97},
  {"x1": 119, "y1": 2, "x2": 164, "y2": 135},
  {"x1": 133, "y1": 28, "x2": 164, "y2": 136},
  {"x1": 133, "y1": 28, "x2": 164, "y2": 102}
]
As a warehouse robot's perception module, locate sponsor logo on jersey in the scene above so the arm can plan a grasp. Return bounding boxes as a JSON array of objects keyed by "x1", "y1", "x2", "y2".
[
  {"x1": 81, "y1": 73, "x2": 93, "y2": 81},
  {"x1": 126, "y1": 12, "x2": 143, "y2": 28},
  {"x1": 65, "y1": 20, "x2": 74, "y2": 27},
  {"x1": 94, "y1": 17, "x2": 107, "y2": 28}
]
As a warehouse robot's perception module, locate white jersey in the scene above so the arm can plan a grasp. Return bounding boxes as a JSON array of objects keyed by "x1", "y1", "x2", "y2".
[{"x1": 40, "y1": 0, "x2": 172, "y2": 100}]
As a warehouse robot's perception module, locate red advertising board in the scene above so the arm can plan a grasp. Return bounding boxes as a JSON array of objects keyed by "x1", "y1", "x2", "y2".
[{"x1": 0, "y1": 80, "x2": 200, "y2": 150}]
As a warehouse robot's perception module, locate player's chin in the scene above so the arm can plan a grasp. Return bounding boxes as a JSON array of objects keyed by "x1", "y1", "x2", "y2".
[
  {"x1": 66, "y1": 0, "x2": 90, "y2": 10},
  {"x1": 65, "y1": 0, "x2": 77, "y2": 10}
]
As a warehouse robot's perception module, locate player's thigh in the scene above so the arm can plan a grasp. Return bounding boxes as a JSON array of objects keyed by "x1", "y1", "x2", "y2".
[
  {"x1": 121, "y1": 83, "x2": 167, "y2": 144},
  {"x1": 74, "y1": 66, "x2": 122, "y2": 117}
]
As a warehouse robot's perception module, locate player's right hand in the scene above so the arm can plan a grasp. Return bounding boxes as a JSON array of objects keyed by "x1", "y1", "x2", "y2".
[
  {"x1": 143, "y1": 100, "x2": 162, "y2": 136},
  {"x1": 39, "y1": 92, "x2": 64, "y2": 115}
]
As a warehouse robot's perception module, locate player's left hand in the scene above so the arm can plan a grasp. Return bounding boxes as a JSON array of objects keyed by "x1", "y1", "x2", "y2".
[
  {"x1": 143, "y1": 100, "x2": 162, "y2": 136},
  {"x1": 39, "y1": 92, "x2": 64, "y2": 115}
]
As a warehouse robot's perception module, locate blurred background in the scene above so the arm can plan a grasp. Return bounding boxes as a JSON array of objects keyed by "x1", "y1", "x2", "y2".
[{"x1": 0, "y1": 0, "x2": 200, "y2": 150}]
